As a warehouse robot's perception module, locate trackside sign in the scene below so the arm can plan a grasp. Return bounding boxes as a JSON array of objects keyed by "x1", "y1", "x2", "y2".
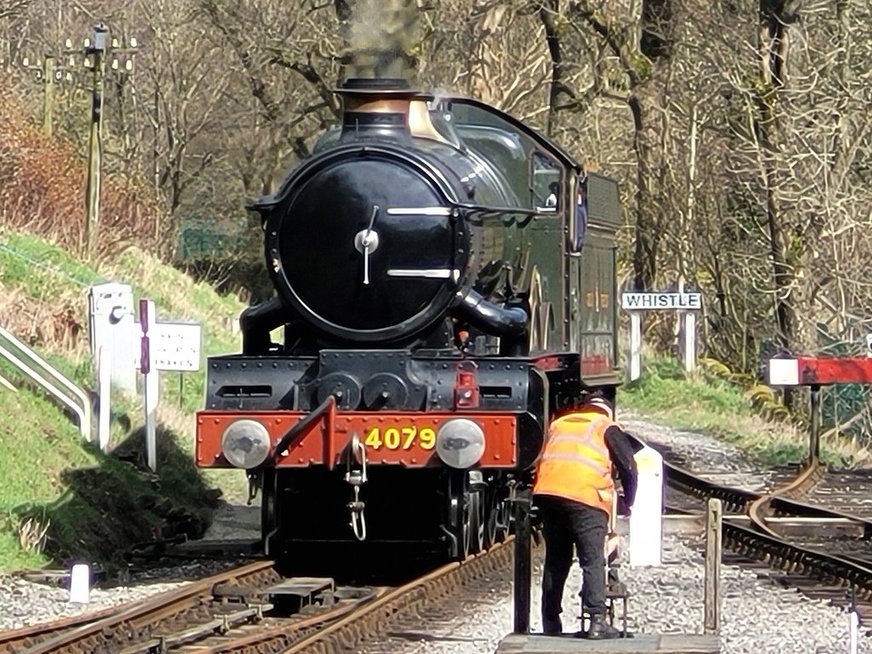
[
  {"x1": 621, "y1": 291, "x2": 703, "y2": 382},
  {"x1": 621, "y1": 292, "x2": 702, "y2": 311}
]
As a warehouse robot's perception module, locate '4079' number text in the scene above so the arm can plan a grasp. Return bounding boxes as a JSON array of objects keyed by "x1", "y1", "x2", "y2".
[{"x1": 364, "y1": 426, "x2": 436, "y2": 451}]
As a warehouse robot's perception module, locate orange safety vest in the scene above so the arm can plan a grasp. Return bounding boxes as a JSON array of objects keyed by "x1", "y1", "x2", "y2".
[{"x1": 533, "y1": 411, "x2": 616, "y2": 518}]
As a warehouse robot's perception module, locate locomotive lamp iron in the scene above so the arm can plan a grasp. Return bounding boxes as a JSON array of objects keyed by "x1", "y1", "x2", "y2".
[{"x1": 195, "y1": 77, "x2": 623, "y2": 570}]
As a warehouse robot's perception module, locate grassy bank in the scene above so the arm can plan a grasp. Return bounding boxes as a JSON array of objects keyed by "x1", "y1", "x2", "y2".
[
  {"x1": 0, "y1": 391, "x2": 224, "y2": 571},
  {"x1": 617, "y1": 357, "x2": 871, "y2": 468},
  {"x1": 0, "y1": 229, "x2": 249, "y2": 572}
]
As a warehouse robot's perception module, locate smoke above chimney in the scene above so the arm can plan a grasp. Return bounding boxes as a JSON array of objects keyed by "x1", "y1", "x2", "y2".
[{"x1": 348, "y1": 0, "x2": 419, "y2": 80}]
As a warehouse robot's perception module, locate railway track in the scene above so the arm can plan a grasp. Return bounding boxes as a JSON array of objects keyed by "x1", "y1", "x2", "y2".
[
  {"x1": 0, "y1": 607, "x2": 125, "y2": 654},
  {"x1": 3, "y1": 540, "x2": 513, "y2": 654},
  {"x1": 10, "y1": 436, "x2": 871, "y2": 652},
  {"x1": 659, "y1": 444, "x2": 872, "y2": 626}
]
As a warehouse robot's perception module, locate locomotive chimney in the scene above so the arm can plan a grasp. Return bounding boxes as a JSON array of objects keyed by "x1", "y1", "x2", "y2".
[{"x1": 338, "y1": 77, "x2": 416, "y2": 142}]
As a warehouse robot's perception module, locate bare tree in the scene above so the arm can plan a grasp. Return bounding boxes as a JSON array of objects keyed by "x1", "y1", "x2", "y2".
[
  {"x1": 0, "y1": 0, "x2": 30, "y2": 20},
  {"x1": 8, "y1": 0, "x2": 872, "y2": 399},
  {"x1": 543, "y1": 0, "x2": 674, "y2": 292},
  {"x1": 132, "y1": 0, "x2": 231, "y2": 222}
]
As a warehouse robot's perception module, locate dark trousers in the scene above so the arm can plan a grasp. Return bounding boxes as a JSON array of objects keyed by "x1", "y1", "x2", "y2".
[{"x1": 535, "y1": 494, "x2": 608, "y2": 628}]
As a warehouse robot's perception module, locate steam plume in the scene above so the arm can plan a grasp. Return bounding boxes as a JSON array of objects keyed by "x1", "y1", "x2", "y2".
[{"x1": 347, "y1": 0, "x2": 419, "y2": 80}]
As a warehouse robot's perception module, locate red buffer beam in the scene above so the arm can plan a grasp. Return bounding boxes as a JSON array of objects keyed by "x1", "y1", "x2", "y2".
[{"x1": 768, "y1": 357, "x2": 872, "y2": 386}]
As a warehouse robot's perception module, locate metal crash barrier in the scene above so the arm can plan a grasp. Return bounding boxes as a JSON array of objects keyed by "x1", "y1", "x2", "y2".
[{"x1": 0, "y1": 324, "x2": 93, "y2": 441}]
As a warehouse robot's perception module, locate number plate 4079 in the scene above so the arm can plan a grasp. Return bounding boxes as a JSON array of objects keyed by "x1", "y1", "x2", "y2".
[{"x1": 364, "y1": 426, "x2": 436, "y2": 451}]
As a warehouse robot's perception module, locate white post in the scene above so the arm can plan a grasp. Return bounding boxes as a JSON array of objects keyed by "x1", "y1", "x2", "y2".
[
  {"x1": 145, "y1": 364, "x2": 159, "y2": 471},
  {"x1": 140, "y1": 299, "x2": 159, "y2": 471},
  {"x1": 69, "y1": 563, "x2": 90, "y2": 603},
  {"x1": 97, "y1": 345, "x2": 111, "y2": 452},
  {"x1": 849, "y1": 609, "x2": 859, "y2": 653},
  {"x1": 629, "y1": 445, "x2": 663, "y2": 566},
  {"x1": 629, "y1": 312, "x2": 642, "y2": 381},
  {"x1": 88, "y1": 283, "x2": 137, "y2": 393},
  {"x1": 683, "y1": 311, "x2": 697, "y2": 373}
]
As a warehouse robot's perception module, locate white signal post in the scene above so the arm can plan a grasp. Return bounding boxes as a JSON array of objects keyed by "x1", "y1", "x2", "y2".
[
  {"x1": 140, "y1": 299, "x2": 159, "y2": 471},
  {"x1": 97, "y1": 345, "x2": 111, "y2": 452},
  {"x1": 621, "y1": 292, "x2": 703, "y2": 381},
  {"x1": 89, "y1": 282, "x2": 137, "y2": 451}
]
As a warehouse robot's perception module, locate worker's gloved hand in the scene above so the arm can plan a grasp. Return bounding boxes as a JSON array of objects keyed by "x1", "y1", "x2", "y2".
[
  {"x1": 530, "y1": 505, "x2": 543, "y2": 528},
  {"x1": 616, "y1": 494, "x2": 632, "y2": 517}
]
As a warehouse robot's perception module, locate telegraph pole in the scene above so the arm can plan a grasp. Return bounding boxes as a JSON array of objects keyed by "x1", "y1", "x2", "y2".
[
  {"x1": 63, "y1": 23, "x2": 138, "y2": 258},
  {"x1": 42, "y1": 55, "x2": 56, "y2": 135},
  {"x1": 84, "y1": 23, "x2": 108, "y2": 259},
  {"x1": 20, "y1": 54, "x2": 63, "y2": 135}
]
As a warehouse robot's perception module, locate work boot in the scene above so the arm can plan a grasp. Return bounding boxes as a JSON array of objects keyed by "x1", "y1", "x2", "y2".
[
  {"x1": 543, "y1": 616, "x2": 562, "y2": 635},
  {"x1": 583, "y1": 614, "x2": 622, "y2": 640}
]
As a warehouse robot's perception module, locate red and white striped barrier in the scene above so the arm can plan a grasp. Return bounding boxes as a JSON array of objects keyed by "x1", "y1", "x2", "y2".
[{"x1": 768, "y1": 357, "x2": 872, "y2": 386}]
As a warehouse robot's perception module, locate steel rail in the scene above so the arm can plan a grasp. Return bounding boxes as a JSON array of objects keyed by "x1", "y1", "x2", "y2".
[
  {"x1": 174, "y1": 588, "x2": 387, "y2": 654},
  {"x1": 748, "y1": 458, "x2": 826, "y2": 539},
  {"x1": 659, "y1": 445, "x2": 872, "y2": 623},
  {"x1": 662, "y1": 454, "x2": 872, "y2": 543},
  {"x1": 8, "y1": 539, "x2": 515, "y2": 654},
  {"x1": 18, "y1": 560, "x2": 277, "y2": 654},
  {"x1": 282, "y1": 538, "x2": 514, "y2": 654},
  {"x1": 0, "y1": 604, "x2": 131, "y2": 654},
  {"x1": 721, "y1": 518, "x2": 872, "y2": 599}
]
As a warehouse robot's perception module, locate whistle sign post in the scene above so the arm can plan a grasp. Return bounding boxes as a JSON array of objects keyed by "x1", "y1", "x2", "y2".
[{"x1": 621, "y1": 292, "x2": 703, "y2": 381}]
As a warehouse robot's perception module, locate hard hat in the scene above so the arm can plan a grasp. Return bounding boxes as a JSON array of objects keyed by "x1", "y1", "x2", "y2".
[{"x1": 587, "y1": 396, "x2": 614, "y2": 420}]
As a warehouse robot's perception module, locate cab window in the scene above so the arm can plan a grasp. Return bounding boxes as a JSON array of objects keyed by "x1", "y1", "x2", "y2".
[
  {"x1": 533, "y1": 153, "x2": 561, "y2": 212},
  {"x1": 570, "y1": 175, "x2": 588, "y2": 252}
]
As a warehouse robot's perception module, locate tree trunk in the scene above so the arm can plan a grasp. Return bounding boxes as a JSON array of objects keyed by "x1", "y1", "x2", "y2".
[
  {"x1": 756, "y1": 1, "x2": 800, "y2": 350},
  {"x1": 539, "y1": 0, "x2": 566, "y2": 138}
]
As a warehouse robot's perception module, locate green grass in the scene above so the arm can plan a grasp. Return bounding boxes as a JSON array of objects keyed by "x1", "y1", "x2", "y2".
[
  {"x1": 0, "y1": 391, "x2": 87, "y2": 569},
  {"x1": 617, "y1": 357, "x2": 865, "y2": 468},
  {"x1": 0, "y1": 228, "x2": 249, "y2": 571},
  {"x1": 0, "y1": 231, "x2": 102, "y2": 293},
  {"x1": 0, "y1": 375, "x2": 224, "y2": 572},
  {"x1": 619, "y1": 358, "x2": 752, "y2": 423}
]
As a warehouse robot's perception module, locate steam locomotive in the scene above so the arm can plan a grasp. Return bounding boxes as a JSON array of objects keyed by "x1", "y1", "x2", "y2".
[{"x1": 195, "y1": 78, "x2": 622, "y2": 568}]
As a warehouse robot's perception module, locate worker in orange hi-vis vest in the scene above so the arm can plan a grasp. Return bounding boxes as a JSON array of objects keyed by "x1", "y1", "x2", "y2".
[{"x1": 533, "y1": 393, "x2": 638, "y2": 640}]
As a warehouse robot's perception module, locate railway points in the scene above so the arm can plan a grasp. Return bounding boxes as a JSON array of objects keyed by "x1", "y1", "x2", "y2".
[{"x1": 629, "y1": 417, "x2": 872, "y2": 651}]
